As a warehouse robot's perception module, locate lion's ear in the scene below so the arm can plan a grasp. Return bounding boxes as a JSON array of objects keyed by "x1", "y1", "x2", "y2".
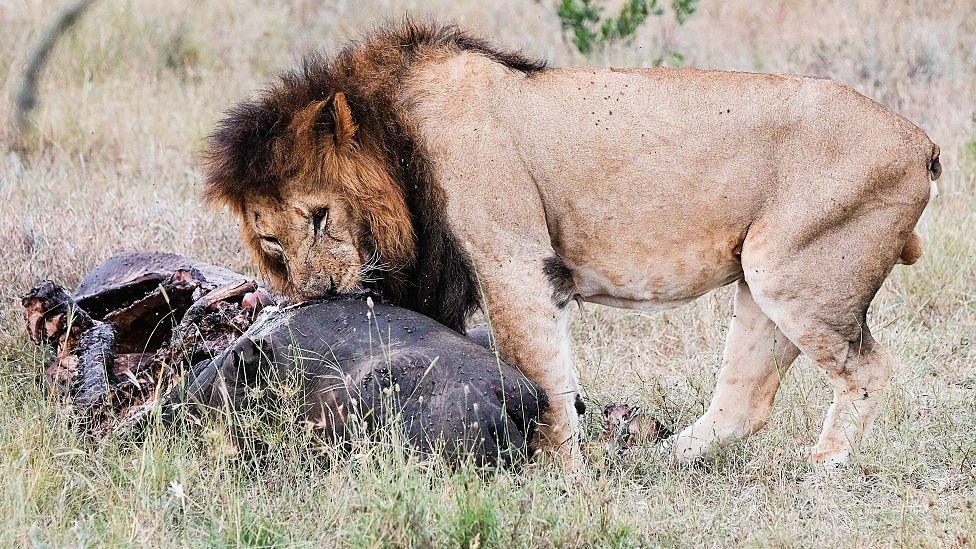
[{"x1": 331, "y1": 92, "x2": 357, "y2": 151}]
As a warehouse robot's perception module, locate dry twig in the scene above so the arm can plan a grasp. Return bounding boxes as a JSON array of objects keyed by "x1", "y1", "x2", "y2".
[{"x1": 13, "y1": 0, "x2": 96, "y2": 146}]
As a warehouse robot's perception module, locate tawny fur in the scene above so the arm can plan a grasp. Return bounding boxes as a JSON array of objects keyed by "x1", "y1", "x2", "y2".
[{"x1": 202, "y1": 20, "x2": 939, "y2": 469}]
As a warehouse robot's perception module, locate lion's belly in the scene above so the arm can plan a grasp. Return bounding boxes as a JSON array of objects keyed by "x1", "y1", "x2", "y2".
[{"x1": 563, "y1": 233, "x2": 745, "y2": 311}]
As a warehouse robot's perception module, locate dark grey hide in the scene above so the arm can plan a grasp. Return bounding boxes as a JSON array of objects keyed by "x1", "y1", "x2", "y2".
[{"x1": 178, "y1": 298, "x2": 548, "y2": 467}]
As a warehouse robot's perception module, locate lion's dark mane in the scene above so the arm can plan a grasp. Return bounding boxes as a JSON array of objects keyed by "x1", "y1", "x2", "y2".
[{"x1": 203, "y1": 20, "x2": 547, "y2": 331}]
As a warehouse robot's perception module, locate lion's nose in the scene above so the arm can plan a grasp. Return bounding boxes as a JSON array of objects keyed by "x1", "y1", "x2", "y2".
[{"x1": 301, "y1": 275, "x2": 336, "y2": 300}]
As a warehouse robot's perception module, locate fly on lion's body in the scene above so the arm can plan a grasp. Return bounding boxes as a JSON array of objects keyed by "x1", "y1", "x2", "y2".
[{"x1": 203, "y1": 20, "x2": 939, "y2": 470}]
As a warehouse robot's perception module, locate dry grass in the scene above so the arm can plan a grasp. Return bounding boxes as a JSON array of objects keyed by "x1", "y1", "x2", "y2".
[{"x1": 2, "y1": 0, "x2": 975, "y2": 546}]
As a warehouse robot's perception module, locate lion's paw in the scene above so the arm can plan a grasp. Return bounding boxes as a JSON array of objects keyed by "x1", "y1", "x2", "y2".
[
  {"x1": 669, "y1": 425, "x2": 716, "y2": 464},
  {"x1": 810, "y1": 442, "x2": 851, "y2": 467}
]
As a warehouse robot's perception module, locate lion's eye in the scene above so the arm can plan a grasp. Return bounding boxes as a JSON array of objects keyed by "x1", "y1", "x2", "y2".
[
  {"x1": 310, "y1": 207, "x2": 329, "y2": 236},
  {"x1": 260, "y1": 236, "x2": 283, "y2": 257}
]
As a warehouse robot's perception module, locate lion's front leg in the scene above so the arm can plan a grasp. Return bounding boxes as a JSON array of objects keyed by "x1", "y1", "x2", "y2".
[{"x1": 475, "y1": 254, "x2": 583, "y2": 471}]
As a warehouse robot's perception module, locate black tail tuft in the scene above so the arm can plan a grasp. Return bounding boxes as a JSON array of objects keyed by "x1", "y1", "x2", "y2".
[{"x1": 929, "y1": 144, "x2": 942, "y2": 181}]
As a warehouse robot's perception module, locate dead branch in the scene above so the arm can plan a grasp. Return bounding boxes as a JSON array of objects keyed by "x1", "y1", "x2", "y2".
[{"x1": 13, "y1": 0, "x2": 96, "y2": 144}]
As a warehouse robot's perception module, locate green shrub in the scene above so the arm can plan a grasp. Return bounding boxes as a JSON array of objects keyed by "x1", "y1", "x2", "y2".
[
  {"x1": 556, "y1": 0, "x2": 698, "y2": 57},
  {"x1": 965, "y1": 139, "x2": 976, "y2": 167}
]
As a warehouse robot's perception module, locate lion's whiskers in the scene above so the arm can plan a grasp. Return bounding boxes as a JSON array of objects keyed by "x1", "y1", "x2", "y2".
[{"x1": 359, "y1": 249, "x2": 400, "y2": 284}]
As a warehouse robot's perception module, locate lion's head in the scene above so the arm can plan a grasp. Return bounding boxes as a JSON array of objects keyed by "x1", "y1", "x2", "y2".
[
  {"x1": 202, "y1": 61, "x2": 414, "y2": 300},
  {"x1": 202, "y1": 22, "x2": 539, "y2": 329}
]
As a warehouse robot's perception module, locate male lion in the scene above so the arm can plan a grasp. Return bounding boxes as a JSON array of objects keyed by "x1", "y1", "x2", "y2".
[{"x1": 202, "y1": 21, "x2": 940, "y2": 469}]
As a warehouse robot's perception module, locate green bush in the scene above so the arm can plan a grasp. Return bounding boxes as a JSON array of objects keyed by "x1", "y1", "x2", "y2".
[
  {"x1": 965, "y1": 139, "x2": 976, "y2": 167},
  {"x1": 556, "y1": 0, "x2": 698, "y2": 57}
]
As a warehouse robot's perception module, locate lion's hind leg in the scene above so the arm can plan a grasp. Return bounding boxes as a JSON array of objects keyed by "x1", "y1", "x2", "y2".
[
  {"x1": 749, "y1": 288, "x2": 896, "y2": 467},
  {"x1": 807, "y1": 337, "x2": 894, "y2": 465},
  {"x1": 741, "y1": 228, "x2": 907, "y2": 466},
  {"x1": 672, "y1": 279, "x2": 801, "y2": 463}
]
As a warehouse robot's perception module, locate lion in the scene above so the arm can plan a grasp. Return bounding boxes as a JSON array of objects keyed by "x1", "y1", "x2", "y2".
[{"x1": 202, "y1": 21, "x2": 941, "y2": 469}]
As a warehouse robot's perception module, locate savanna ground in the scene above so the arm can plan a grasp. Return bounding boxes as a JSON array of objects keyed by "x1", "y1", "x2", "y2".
[{"x1": 1, "y1": 0, "x2": 975, "y2": 546}]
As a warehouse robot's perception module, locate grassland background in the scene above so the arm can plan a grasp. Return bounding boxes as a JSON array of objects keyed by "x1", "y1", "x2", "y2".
[{"x1": 1, "y1": 0, "x2": 974, "y2": 546}]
